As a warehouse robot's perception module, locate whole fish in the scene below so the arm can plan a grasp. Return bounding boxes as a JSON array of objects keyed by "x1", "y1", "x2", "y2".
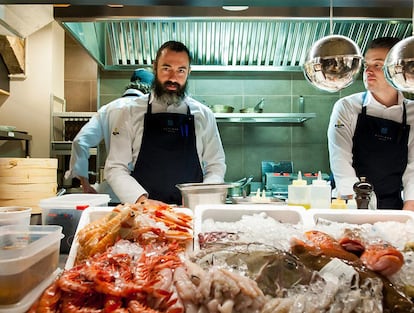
[
  {"x1": 291, "y1": 231, "x2": 414, "y2": 313},
  {"x1": 190, "y1": 243, "x2": 317, "y2": 297}
]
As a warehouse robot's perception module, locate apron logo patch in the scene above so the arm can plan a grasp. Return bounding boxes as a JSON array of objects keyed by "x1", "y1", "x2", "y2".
[
  {"x1": 112, "y1": 128, "x2": 120, "y2": 135},
  {"x1": 380, "y1": 127, "x2": 388, "y2": 135},
  {"x1": 167, "y1": 119, "x2": 174, "y2": 126}
]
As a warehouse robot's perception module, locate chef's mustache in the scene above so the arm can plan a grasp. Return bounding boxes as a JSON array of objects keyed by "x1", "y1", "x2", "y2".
[{"x1": 163, "y1": 81, "x2": 181, "y2": 89}]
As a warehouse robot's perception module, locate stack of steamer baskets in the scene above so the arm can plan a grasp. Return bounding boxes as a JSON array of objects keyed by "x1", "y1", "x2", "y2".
[{"x1": 0, "y1": 158, "x2": 58, "y2": 214}]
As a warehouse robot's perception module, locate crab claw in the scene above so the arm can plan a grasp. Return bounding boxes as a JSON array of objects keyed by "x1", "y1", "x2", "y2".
[{"x1": 360, "y1": 242, "x2": 404, "y2": 276}]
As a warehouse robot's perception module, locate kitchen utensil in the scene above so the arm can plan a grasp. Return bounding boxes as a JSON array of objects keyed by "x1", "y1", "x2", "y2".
[
  {"x1": 209, "y1": 104, "x2": 234, "y2": 113},
  {"x1": 239, "y1": 98, "x2": 265, "y2": 113},
  {"x1": 227, "y1": 175, "x2": 253, "y2": 197}
]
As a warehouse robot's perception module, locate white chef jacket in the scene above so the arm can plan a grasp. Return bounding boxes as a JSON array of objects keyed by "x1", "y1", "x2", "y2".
[
  {"x1": 104, "y1": 93, "x2": 226, "y2": 204},
  {"x1": 327, "y1": 91, "x2": 414, "y2": 200},
  {"x1": 65, "y1": 92, "x2": 143, "y2": 201}
]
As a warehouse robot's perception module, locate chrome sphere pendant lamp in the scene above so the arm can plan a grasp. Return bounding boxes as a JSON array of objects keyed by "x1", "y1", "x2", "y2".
[
  {"x1": 303, "y1": 0, "x2": 362, "y2": 92},
  {"x1": 384, "y1": 0, "x2": 414, "y2": 93}
]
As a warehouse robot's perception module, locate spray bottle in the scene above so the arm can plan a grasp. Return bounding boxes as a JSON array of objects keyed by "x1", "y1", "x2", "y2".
[{"x1": 288, "y1": 171, "x2": 310, "y2": 209}]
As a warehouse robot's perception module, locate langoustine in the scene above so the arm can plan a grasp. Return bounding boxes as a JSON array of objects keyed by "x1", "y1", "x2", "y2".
[
  {"x1": 75, "y1": 202, "x2": 193, "y2": 263},
  {"x1": 28, "y1": 239, "x2": 266, "y2": 313}
]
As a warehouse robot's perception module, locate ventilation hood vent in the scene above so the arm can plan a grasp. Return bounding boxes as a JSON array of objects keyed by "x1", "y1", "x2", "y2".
[{"x1": 61, "y1": 18, "x2": 413, "y2": 72}]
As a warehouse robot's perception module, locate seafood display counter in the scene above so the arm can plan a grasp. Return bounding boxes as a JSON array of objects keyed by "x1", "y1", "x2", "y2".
[{"x1": 20, "y1": 203, "x2": 414, "y2": 312}]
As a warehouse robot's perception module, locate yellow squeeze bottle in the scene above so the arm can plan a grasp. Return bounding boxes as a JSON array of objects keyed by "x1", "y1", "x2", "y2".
[{"x1": 288, "y1": 171, "x2": 310, "y2": 209}]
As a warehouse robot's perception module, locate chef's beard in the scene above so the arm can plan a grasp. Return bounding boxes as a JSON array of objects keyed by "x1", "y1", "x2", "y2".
[{"x1": 153, "y1": 78, "x2": 188, "y2": 106}]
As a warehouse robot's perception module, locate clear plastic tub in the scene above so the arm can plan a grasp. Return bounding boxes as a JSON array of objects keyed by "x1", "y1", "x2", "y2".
[
  {"x1": 39, "y1": 194, "x2": 110, "y2": 253},
  {"x1": 0, "y1": 207, "x2": 31, "y2": 226},
  {"x1": 0, "y1": 225, "x2": 63, "y2": 305}
]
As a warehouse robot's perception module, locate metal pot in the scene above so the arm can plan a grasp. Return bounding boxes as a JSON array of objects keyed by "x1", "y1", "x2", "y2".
[
  {"x1": 227, "y1": 176, "x2": 253, "y2": 197},
  {"x1": 209, "y1": 104, "x2": 234, "y2": 113},
  {"x1": 239, "y1": 98, "x2": 265, "y2": 113}
]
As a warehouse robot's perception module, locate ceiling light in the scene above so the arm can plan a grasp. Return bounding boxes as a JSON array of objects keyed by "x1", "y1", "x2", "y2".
[
  {"x1": 383, "y1": 0, "x2": 414, "y2": 93},
  {"x1": 107, "y1": 4, "x2": 124, "y2": 8},
  {"x1": 222, "y1": 6, "x2": 249, "y2": 11}
]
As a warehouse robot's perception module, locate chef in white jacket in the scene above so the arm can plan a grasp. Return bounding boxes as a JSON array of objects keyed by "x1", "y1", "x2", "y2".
[
  {"x1": 65, "y1": 69, "x2": 154, "y2": 202},
  {"x1": 104, "y1": 41, "x2": 226, "y2": 205},
  {"x1": 327, "y1": 37, "x2": 414, "y2": 210}
]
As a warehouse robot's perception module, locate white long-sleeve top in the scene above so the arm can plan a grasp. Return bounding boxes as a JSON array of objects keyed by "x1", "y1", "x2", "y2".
[
  {"x1": 65, "y1": 95, "x2": 140, "y2": 181},
  {"x1": 327, "y1": 91, "x2": 414, "y2": 200},
  {"x1": 104, "y1": 93, "x2": 226, "y2": 204}
]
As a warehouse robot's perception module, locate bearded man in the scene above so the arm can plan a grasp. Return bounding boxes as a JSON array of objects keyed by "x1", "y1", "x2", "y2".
[{"x1": 105, "y1": 41, "x2": 226, "y2": 205}]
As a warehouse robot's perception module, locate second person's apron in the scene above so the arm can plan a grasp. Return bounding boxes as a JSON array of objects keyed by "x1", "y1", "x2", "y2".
[{"x1": 352, "y1": 92, "x2": 410, "y2": 209}]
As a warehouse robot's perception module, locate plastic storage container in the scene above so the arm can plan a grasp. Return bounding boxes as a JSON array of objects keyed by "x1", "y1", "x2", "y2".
[
  {"x1": 309, "y1": 171, "x2": 331, "y2": 209},
  {"x1": 287, "y1": 171, "x2": 310, "y2": 209},
  {"x1": 0, "y1": 207, "x2": 32, "y2": 226},
  {"x1": 0, "y1": 225, "x2": 63, "y2": 307},
  {"x1": 39, "y1": 194, "x2": 111, "y2": 253}
]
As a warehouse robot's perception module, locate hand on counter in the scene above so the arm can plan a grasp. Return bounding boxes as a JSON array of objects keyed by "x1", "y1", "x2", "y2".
[
  {"x1": 136, "y1": 194, "x2": 169, "y2": 207},
  {"x1": 403, "y1": 200, "x2": 414, "y2": 211},
  {"x1": 79, "y1": 176, "x2": 98, "y2": 194}
]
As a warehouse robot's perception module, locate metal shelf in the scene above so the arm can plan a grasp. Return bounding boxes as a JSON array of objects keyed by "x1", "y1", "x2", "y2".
[
  {"x1": 52, "y1": 111, "x2": 95, "y2": 121},
  {"x1": 0, "y1": 130, "x2": 32, "y2": 156},
  {"x1": 214, "y1": 113, "x2": 316, "y2": 124},
  {"x1": 51, "y1": 141, "x2": 97, "y2": 156}
]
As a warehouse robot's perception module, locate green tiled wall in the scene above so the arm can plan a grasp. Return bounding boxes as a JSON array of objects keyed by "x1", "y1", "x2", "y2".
[{"x1": 99, "y1": 70, "x2": 365, "y2": 183}]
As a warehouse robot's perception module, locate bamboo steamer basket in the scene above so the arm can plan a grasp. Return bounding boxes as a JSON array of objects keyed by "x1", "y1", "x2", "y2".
[{"x1": 0, "y1": 158, "x2": 58, "y2": 214}]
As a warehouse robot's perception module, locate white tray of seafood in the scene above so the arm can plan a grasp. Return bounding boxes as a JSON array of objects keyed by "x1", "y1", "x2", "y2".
[{"x1": 31, "y1": 202, "x2": 414, "y2": 313}]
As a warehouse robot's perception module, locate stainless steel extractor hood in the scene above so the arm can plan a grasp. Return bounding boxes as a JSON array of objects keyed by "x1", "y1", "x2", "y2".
[{"x1": 53, "y1": 4, "x2": 414, "y2": 72}]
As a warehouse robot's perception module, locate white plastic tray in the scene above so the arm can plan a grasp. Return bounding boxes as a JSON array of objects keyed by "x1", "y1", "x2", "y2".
[
  {"x1": 193, "y1": 204, "x2": 306, "y2": 251},
  {"x1": 307, "y1": 208, "x2": 414, "y2": 225},
  {"x1": 66, "y1": 206, "x2": 193, "y2": 269}
]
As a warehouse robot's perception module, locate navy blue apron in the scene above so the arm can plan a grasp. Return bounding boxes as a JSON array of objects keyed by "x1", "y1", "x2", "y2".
[
  {"x1": 352, "y1": 92, "x2": 410, "y2": 209},
  {"x1": 131, "y1": 97, "x2": 203, "y2": 205}
]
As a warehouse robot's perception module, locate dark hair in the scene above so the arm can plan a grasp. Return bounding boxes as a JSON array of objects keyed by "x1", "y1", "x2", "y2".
[
  {"x1": 154, "y1": 41, "x2": 192, "y2": 65},
  {"x1": 368, "y1": 37, "x2": 401, "y2": 50}
]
